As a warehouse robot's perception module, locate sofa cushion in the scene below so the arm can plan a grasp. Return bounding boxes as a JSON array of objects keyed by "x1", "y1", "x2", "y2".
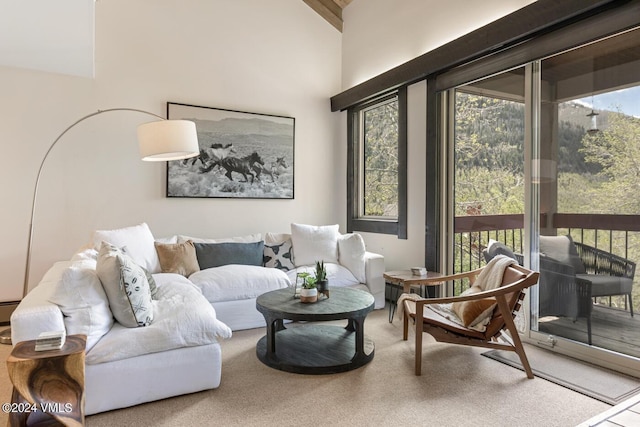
[
  {"x1": 189, "y1": 265, "x2": 290, "y2": 303},
  {"x1": 85, "y1": 276, "x2": 231, "y2": 364},
  {"x1": 290, "y1": 223, "x2": 339, "y2": 266},
  {"x1": 576, "y1": 274, "x2": 634, "y2": 296},
  {"x1": 155, "y1": 240, "x2": 200, "y2": 277},
  {"x1": 194, "y1": 241, "x2": 264, "y2": 269},
  {"x1": 92, "y1": 222, "x2": 161, "y2": 273},
  {"x1": 178, "y1": 233, "x2": 262, "y2": 244},
  {"x1": 96, "y1": 242, "x2": 154, "y2": 327},
  {"x1": 48, "y1": 259, "x2": 114, "y2": 351},
  {"x1": 338, "y1": 233, "x2": 366, "y2": 283},
  {"x1": 287, "y1": 263, "x2": 360, "y2": 288},
  {"x1": 71, "y1": 248, "x2": 99, "y2": 262}
]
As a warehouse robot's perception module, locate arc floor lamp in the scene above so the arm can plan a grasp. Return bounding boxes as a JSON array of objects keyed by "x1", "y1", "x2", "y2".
[{"x1": 0, "y1": 108, "x2": 200, "y2": 345}]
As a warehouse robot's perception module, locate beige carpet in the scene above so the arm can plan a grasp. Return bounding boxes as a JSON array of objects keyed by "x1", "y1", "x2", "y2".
[
  {"x1": 0, "y1": 310, "x2": 613, "y2": 426},
  {"x1": 483, "y1": 344, "x2": 640, "y2": 405}
]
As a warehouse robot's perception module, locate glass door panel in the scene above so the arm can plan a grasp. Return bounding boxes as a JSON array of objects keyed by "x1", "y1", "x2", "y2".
[
  {"x1": 446, "y1": 27, "x2": 640, "y2": 374},
  {"x1": 535, "y1": 27, "x2": 640, "y2": 359},
  {"x1": 450, "y1": 68, "x2": 526, "y2": 294}
]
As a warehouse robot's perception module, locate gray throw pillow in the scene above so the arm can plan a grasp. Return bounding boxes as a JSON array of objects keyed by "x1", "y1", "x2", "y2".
[
  {"x1": 96, "y1": 242, "x2": 154, "y2": 327},
  {"x1": 483, "y1": 240, "x2": 517, "y2": 263},
  {"x1": 194, "y1": 241, "x2": 265, "y2": 269}
]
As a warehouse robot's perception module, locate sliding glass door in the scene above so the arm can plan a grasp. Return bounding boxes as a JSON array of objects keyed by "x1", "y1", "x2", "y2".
[
  {"x1": 533, "y1": 27, "x2": 640, "y2": 366},
  {"x1": 443, "y1": 26, "x2": 640, "y2": 375}
]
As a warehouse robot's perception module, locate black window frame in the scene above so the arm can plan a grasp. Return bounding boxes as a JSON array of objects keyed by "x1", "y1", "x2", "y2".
[{"x1": 347, "y1": 87, "x2": 407, "y2": 239}]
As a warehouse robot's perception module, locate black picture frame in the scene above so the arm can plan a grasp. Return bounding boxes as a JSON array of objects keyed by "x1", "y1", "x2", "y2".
[{"x1": 166, "y1": 102, "x2": 295, "y2": 199}]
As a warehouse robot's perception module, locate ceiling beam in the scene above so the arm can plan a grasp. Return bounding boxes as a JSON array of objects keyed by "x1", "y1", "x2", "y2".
[{"x1": 303, "y1": 0, "x2": 344, "y2": 32}]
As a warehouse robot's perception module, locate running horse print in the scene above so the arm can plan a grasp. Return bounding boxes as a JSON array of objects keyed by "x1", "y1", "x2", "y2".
[
  {"x1": 219, "y1": 152, "x2": 265, "y2": 184},
  {"x1": 166, "y1": 102, "x2": 294, "y2": 199},
  {"x1": 184, "y1": 143, "x2": 236, "y2": 172},
  {"x1": 253, "y1": 156, "x2": 288, "y2": 182}
]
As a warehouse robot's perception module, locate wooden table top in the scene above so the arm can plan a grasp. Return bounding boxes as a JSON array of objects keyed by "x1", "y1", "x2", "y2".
[
  {"x1": 8, "y1": 334, "x2": 86, "y2": 361},
  {"x1": 383, "y1": 270, "x2": 446, "y2": 286},
  {"x1": 256, "y1": 287, "x2": 374, "y2": 322}
]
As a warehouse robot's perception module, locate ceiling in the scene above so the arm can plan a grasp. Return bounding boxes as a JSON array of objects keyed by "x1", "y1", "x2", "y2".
[{"x1": 303, "y1": 0, "x2": 353, "y2": 32}]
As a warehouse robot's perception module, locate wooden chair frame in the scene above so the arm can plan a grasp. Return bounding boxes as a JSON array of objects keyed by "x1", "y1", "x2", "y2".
[{"x1": 402, "y1": 264, "x2": 539, "y2": 378}]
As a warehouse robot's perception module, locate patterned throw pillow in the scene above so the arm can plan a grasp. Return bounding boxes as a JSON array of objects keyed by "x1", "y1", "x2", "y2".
[
  {"x1": 263, "y1": 239, "x2": 295, "y2": 271},
  {"x1": 96, "y1": 242, "x2": 154, "y2": 327}
]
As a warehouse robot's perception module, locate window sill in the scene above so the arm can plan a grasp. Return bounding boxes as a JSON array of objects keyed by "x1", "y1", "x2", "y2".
[{"x1": 349, "y1": 218, "x2": 406, "y2": 239}]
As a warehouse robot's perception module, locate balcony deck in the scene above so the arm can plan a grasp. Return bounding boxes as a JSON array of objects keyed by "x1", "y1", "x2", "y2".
[{"x1": 537, "y1": 305, "x2": 640, "y2": 358}]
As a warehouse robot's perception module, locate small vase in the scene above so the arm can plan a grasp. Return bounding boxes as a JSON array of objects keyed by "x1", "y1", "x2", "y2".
[
  {"x1": 316, "y1": 280, "x2": 328, "y2": 293},
  {"x1": 300, "y1": 288, "x2": 318, "y2": 303}
]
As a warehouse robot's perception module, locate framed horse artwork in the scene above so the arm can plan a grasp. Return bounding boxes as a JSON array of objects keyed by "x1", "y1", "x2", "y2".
[{"x1": 166, "y1": 102, "x2": 295, "y2": 199}]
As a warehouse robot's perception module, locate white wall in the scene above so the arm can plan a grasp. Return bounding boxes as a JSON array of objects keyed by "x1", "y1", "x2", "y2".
[
  {"x1": 0, "y1": 0, "x2": 543, "y2": 299},
  {"x1": 0, "y1": 0, "x2": 342, "y2": 298},
  {"x1": 338, "y1": 0, "x2": 536, "y2": 270},
  {"x1": 341, "y1": 0, "x2": 537, "y2": 89},
  {"x1": 0, "y1": 0, "x2": 95, "y2": 78}
]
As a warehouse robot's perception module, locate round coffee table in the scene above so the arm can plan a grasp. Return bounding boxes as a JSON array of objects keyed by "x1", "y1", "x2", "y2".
[{"x1": 256, "y1": 287, "x2": 375, "y2": 374}]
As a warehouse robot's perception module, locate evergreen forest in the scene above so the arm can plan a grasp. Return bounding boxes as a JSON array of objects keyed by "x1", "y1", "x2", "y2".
[{"x1": 454, "y1": 91, "x2": 640, "y2": 312}]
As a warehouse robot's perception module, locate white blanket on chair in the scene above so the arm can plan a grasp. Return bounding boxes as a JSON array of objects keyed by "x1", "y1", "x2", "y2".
[
  {"x1": 473, "y1": 255, "x2": 516, "y2": 291},
  {"x1": 395, "y1": 255, "x2": 515, "y2": 329},
  {"x1": 396, "y1": 293, "x2": 424, "y2": 320}
]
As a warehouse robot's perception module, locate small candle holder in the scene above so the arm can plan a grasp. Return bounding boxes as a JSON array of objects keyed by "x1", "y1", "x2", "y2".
[{"x1": 293, "y1": 273, "x2": 305, "y2": 299}]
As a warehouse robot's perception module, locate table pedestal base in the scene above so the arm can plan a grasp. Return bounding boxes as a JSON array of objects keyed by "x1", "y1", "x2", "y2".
[{"x1": 257, "y1": 324, "x2": 374, "y2": 374}]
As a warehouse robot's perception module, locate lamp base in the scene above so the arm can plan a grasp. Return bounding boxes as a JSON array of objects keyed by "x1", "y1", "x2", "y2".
[{"x1": 0, "y1": 328, "x2": 12, "y2": 345}]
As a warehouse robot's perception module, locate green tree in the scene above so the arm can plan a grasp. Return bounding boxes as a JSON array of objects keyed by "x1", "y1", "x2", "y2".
[
  {"x1": 454, "y1": 92, "x2": 525, "y2": 215},
  {"x1": 581, "y1": 112, "x2": 640, "y2": 214},
  {"x1": 363, "y1": 100, "x2": 398, "y2": 217}
]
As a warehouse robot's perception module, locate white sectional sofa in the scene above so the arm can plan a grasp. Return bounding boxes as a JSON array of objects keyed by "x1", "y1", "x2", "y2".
[{"x1": 10, "y1": 222, "x2": 385, "y2": 415}]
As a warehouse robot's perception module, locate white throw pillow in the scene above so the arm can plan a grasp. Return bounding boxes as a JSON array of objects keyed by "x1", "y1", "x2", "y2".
[
  {"x1": 92, "y1": 222, "x2": 160, "y2": 273},
  {"x1": 48, "y1": 259, "x2": 114, "y2": 351},
  {"x1": 290, "y1": 223, "x2": 339, "y2": 266},
  {"x1": 338, "y1": 233, "x2": 367, "y2": 283},
  {"x1": 96, "y1": 242, "x2": 154, "y2": 328},
  {"x1": 264, "y1": 232, "x2": 291, "y2": 245},
  {"x1": 155, "y1": 235, "x2": 179, "y2": 244}
]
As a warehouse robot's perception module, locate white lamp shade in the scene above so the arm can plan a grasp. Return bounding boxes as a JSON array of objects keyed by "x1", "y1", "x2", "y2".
[{"x1": 137, "y1": 119, "x2": 199, "y2": 161}]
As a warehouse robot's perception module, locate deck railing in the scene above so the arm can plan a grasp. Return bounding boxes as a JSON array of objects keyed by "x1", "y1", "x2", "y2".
[{"x1": 453, "y1": 213, "x2": 640, "y2": 311}]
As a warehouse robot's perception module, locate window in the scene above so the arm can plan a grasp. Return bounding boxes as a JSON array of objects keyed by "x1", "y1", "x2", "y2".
[{"x1": 347, "y1": 88, "x2": 407, "y2": 238}]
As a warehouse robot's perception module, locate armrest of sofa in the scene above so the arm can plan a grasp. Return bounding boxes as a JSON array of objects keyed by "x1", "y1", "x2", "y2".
[
  {"x1": 10, "y1": 262, "x2": 67, "y2": 345},
  {"x1": 364, "y1": 251, "x2": 385, "y2": 309}
]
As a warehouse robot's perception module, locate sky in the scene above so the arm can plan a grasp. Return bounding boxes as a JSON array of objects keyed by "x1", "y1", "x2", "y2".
[{"x1": 577, "y1": 86, "x2": 640, "y2": 118}]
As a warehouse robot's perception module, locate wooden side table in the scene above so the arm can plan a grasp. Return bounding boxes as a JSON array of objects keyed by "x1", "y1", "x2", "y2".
[
  {"x1": 384, "y1": 270, "x2": 446, "y2": 322},
  {"x1": 6, "y1": 334, "x2": 86, "y2": 427}
]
